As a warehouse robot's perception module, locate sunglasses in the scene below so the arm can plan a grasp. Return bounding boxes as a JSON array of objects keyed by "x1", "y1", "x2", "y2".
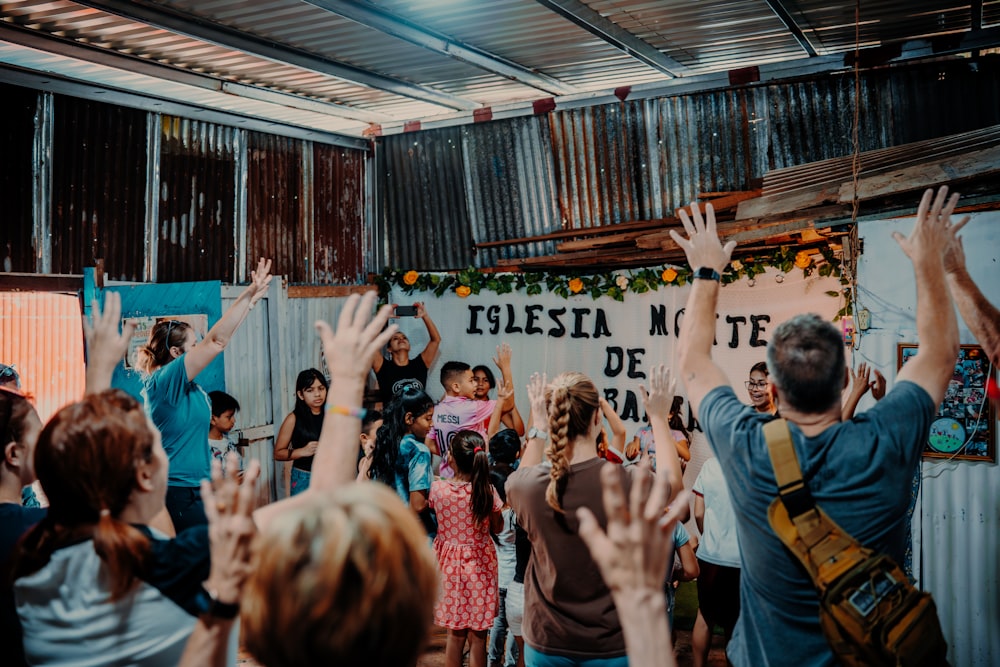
[{"x1": 162, "y1": 320, "x2": 184, "y2": 348}]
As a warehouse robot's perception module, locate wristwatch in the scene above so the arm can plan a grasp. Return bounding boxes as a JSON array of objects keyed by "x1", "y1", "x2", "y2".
[
  {"x1": 527, "y1": 426, "x2": 549, "y2": 441},
  {"x1": 693, "y1": 266, "x2": 721, "y2": 282},
  {"x1": 194, "y1": 585, "x2": 240, "y2": 619}
]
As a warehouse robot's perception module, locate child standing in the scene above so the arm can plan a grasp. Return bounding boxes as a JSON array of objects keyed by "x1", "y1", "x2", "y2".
[
  {"x1": 488, "y1": 429, "x2": 521, "y2": 667},
  {"x1": 368, "y1": 390, "x2": 435, "y2": 525},
  {"x1": 430, "y1": 360, "x2": 513, "y2": 477},
  {"x1": 431, "y1": 430, "x2": 504, "y2": 667},
  {"x1": 207, "y1": 390, "x2": 244, "y2": 479},
  {"x1": 273, "y1": 369, "x2": 328, "y2": 496}
]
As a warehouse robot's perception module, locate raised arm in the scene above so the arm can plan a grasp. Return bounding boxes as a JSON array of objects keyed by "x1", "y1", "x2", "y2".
[
  {"x1": 600, "y1": 397, "x2": 628, "y2": 455},
  {"x1": 520, "y1": 372, "x2": 549, "y2": 468},
  {"x1": 493, "y1": 343, "x2": 517, "y2": 411},
  {"x1": 83, "y1": 291, "x2": 136, "y2": 394},
  {"x1": 416, "y1": 302, "x2": 442, "y2": 367},
  {"x1": 944, "y1": 232, "x2": 1000, "y2": 366},
  {"x1": 894, "y1": 187, "x2": 963, "y2": 405},
  {"x1": 669, "y1": 204, "x2": 737, "y2": 419},
  {"x1": 639, "y1": 365, "x2": 683, "y2": 502},
  {"x1": 254, "y1": 292, "x2": 396, "y2": 530},
  {"x1": 185, "y1": 258, "x2": 272, "y2": 381},
  {"x1": 487, "y1": 381, "x2": 514, "y2": 438}
]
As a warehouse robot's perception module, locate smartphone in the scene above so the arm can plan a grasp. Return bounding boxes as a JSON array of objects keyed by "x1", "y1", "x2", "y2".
[{"x1": 394, "y1": 305, "x2": 418, "y2": 317}]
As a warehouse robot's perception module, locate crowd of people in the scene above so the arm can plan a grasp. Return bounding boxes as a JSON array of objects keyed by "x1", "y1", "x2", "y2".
[{"x1": 0, "y1": 185, "x2": 997, "y2": 667}]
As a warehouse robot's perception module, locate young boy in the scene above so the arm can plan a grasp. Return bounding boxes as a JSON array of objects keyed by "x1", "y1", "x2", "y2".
[
  {"x1": 208, "y1": 390, "x2": 244, "y2": 479},
  {"x1": 428, "y1": 360, "x2": 514, "y2": 477}
]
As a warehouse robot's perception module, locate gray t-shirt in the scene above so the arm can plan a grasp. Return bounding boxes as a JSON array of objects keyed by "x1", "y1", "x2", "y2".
[
  {"x1": 699, "y1": 381, "x2": 934, "y2": 667},
  {"x1": 507, "y1": 457, "x2": 646, "y2": 659}
]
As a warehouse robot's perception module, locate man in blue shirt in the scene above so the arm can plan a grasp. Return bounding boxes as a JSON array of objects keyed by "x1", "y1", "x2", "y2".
[{"x1": 669, "y1": 187, "x2": 964, "y2": 666}]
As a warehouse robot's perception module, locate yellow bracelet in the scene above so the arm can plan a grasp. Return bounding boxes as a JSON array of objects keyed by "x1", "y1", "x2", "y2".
[{"x1": 327, "y1": 405, "x2": 368, "y2": 420}]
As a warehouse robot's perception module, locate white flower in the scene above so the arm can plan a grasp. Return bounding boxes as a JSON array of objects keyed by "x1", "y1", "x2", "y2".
[{"x1": 615, "y1": 275, "x2": 629, "y2": 290}]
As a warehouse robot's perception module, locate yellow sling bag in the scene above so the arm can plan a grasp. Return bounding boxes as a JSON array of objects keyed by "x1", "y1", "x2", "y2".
[{"x1": 763, "y1": 419, "x2": 949, "y2": 666}]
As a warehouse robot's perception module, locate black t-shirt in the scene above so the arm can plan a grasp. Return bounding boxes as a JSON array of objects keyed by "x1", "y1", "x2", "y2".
[
  {"x1": 1, "y1": 503, "x2": 47, "y2": 667},
  {"x1": 375, "y1": 356, "x2": 429, "y2": 405}
]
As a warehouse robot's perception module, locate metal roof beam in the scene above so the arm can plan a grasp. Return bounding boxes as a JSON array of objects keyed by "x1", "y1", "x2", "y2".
[
  {"x1": 533, "y1": 0, "x2": 689, "y2": 77},
  {"x1": 762, "y1": 0, "x2": 819, "y2": 57},
  {"x1": 302, "y1": 0, "x2": 579, "y2": 96},
  {"x1": 71, "y1": 0, "x2": 478, "y2": 111}
]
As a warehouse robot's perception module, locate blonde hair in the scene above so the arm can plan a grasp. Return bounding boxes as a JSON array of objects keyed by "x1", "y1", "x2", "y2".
[
  {"x1": 544, "y1": 372, "x2": 600, "y2": 513},
  {"x1": 242, "y1": 484, "x2": 438, "y2": 667}
]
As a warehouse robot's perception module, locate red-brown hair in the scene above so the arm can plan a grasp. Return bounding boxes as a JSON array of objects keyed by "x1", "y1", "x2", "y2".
[{"x1": 13, "y1": 390, "x2": 154, "y2": 599}]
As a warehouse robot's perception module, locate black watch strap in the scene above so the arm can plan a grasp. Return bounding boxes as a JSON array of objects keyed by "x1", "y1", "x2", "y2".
[
  {"x1": 195, "y1": 585, "x2": 240, "y2": 619},
  {"x1": 693, "y1": 266, "x2": 721, "y2": 282}
]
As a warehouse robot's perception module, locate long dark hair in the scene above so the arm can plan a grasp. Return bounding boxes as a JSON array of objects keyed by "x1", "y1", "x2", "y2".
[
  {"x1": 451, "y1": 430, "x2": 493, "y2": 524},
  {"x1": 668, "y1": 395, "x2": 689, "y2": 442},
  {"x1": 14, "y1": 390, "x2": 154, "y2": 599},
  {"x1": 291, "y1": 368, "x2": 329, "y2": 444},
  {"x1": 369, "y1": 389, "x2": 434, "y2": 486}
]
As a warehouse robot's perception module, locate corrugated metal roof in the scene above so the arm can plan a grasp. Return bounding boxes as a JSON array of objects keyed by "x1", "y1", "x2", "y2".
[
  {"x1": 2, "y1": 0, "x2": 995, "y2": 137},
  {"x1": 0, "y1": 84, "x2": 37, "y2": 274}
]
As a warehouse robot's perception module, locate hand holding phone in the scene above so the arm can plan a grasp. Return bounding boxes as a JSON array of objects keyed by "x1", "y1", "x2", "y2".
[{"x1": 394, "y1": 305, "x2": 418, "y2": 317}]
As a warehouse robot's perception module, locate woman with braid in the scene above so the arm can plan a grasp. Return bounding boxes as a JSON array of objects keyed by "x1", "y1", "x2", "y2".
[{"x1": 506, "y1": 367, "x2": 683, "y2": 667}]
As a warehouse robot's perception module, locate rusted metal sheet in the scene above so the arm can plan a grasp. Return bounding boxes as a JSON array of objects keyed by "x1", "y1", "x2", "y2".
[
  {"x1": 312, "y1": 143, "x2": 367, "y2": 284},
  {"x1": 380, "y1": 126, "x2": 473, "y2": 271},
  {"x1": 50, "y1": 95, "x2": 148, "y2": 280},
  {"x1": 157, "y1": 115, "x2": 239, "y2": 283},
  {"x1": 0, "y1": 83, "x2": 38, "y2": 273},
  {"x1": 0, "y1": 290, "x2": 86, "y2": 422},
  {"x1": 246, "y1": 131, "x2": 304, "y2": 282}
]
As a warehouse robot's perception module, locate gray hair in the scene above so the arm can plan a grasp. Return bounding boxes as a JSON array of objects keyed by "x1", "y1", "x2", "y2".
[{"x1": 766, "y1": 313, "x2": 845, "y2": 414}]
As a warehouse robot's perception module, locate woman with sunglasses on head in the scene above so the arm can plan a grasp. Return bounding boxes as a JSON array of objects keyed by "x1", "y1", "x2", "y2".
[{"x1": 135, "y1": 259, "x2": 271, "y2": 531}]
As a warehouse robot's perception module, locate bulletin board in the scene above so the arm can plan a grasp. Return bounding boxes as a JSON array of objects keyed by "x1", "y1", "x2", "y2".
[{"x1": 898, "y1": 344, "x2": 995, "y2": 462}]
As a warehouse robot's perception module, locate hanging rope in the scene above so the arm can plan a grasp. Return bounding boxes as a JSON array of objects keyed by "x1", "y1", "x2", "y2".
[{"x1": 847, "y1": 0, "x2": 863, "y2": 349}]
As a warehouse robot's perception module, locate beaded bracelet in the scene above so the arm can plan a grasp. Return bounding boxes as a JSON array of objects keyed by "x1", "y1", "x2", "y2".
[{"x1": 327, "y1": 405, "x2": 368, "y2": 420}]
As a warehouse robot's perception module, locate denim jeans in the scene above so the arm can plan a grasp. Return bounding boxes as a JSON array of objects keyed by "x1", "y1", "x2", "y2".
[
  {"x1": 488, "y1": 587, "x2": 517, "y2": 667},
  {"x1": 290, "y1": 467, "x2": 311, "y2": 496},
  {"x1": 524, "y1": 645, "x2": 628, "y2": 667}
]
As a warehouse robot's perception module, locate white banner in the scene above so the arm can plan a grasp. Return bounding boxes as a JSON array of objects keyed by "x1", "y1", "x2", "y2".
[{"x1": 389, "y1": 267, "x2": 843, "y2": 432}]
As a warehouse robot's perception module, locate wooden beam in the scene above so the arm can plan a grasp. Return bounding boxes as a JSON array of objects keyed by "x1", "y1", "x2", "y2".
[
  {"x1": 287, "y1": 284, "x2": 377, "y2": 298},
  {"x1": 0, "y1": 273, "x2": 83, "y2": 293},
  {"x1": 837, "y1": 145, "x2": 1000, "y2": 202},
  {"x1": 475, "y1": 217, "x2": 680, "y2": 249},
  {"x1": 676, "y1": 189, "x2": 762, "y2": 216}
]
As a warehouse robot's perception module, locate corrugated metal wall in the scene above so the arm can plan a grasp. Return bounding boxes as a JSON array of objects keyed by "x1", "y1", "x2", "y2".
[
  {"x1": 247, "y1": 132, "x2": 305, "y2": 282},
  {"x1": 0, "y1": 291, "x2": 85, "y2": 422},
  {"x1": 380, "y1": 125, "x2": 473, "y2": 270},
  {"x1": 312, "y1": 143, "x2": 367, "y2": 284},
  {"x1": 158, "y1": 116, "x2": 239, "y2": 283},
  {"x1": 0, "y1": 84, "x2": 38, "y2": 273},
  {"x1": 50, "y1": 96, "x2": 147, "y2": 280},
  {"x1": 379, "y1": 57, "x2": 1000, "y2": 271}
]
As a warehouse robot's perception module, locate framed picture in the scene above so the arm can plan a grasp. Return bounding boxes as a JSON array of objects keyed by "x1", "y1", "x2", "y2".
[{"x1": 897, "y1": 344, "x2": 996, "y2": 462}]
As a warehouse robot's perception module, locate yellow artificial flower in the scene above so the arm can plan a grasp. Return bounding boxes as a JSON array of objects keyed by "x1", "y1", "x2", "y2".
[
  {"x1": 568, "y1": 278, "x2": 584, "y2": 293},
  {"x1": 403, "y1": 270, "x2": 419, "y2": 285},
  {"x1": 730, "y1": 259, "x2": 743, "y2": 271},
  {"x1": 661, "y1": 268, "x2": 678, "y2": 283},
  {"x1": 456, "y1": 285, "x2": 472, "y2": 298},
  {"x1": 795, "y1": 252, "x2": 812, "y2": 269}
]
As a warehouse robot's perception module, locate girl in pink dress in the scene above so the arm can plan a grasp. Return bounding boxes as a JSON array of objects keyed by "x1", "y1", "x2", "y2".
[{"x1": 430, "y1": 430, "x2": 504, "y2": 667}]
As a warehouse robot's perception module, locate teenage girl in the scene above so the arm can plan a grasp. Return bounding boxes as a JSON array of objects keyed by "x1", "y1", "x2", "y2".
[
  {"x1": 368, "y1": 389, "x2": 435, "y2": 516},
  {"x1": 274, "y1": 368, "x2": 328, "y2": 496},
  {"x1": 430, "y1": 430, "x2": 503, "y2": 667}
]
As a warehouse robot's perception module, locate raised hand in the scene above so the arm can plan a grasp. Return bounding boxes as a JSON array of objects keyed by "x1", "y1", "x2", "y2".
[
  {"x1": 83, "y1": 291, "x2": 136, "y2": 393},
  {"x1": 668, "y1": 202, "x2": 737, "y2": 274},
  {"x1": 493, "y1": 342, "x2": 513, "y2": 372},
  {"x1": 892, "y1": 187, "x2": 968, "y2": 265},
  {"x1": 526, "y1": 372, "x2": 548, "y2": 428},
  {"x1": 847, "y1": 363, "x2": 873, "y2": 401},
  {"x1": 248, "y1": 257, "x2": 273, "y2": 307},
  {"x1": 200, "y1": 455, "x2": 260, "y2": 606},
  {"x1": 315, "y1": 291, "x2": 396, "y2": 386},
  {"x1": 639, "y1": 364, "x2": 676, "y2": 421},
  {"x1": 871, "y1": 369, "x2": 887, "y2": 401}
]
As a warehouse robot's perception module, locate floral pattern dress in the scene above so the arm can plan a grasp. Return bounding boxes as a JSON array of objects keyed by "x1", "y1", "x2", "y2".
[{"x1": 429, "y1": 479, "x2": 502, "y2": 630}]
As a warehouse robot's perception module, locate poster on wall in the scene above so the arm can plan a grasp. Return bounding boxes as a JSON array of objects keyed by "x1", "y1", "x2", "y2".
[{"x1": 898, "y1": 344, "x2": 996, "y2": 462}]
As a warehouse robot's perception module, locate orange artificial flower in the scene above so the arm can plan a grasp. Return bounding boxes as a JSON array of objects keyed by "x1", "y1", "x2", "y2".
[
  {"x1": 661, "y1": 268, "x2": 678, "y2": 283},
  {"x1": 794, "y1": 252, "x2": 812, "y2": 269},
  {"x1": 568, "y1": 278, "x2": 584, "y2": 294},
  {"x1": 456, "y1": 285, "x2": 472, "y2": 298},
  {"x1": 402, "y1": 270, "x2": 419, "y2": 285}
]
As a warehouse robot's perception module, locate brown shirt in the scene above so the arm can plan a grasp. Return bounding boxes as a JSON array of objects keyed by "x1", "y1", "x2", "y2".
[{"x1": 507, "y1": 457, "x2": 644, "y2": 658}]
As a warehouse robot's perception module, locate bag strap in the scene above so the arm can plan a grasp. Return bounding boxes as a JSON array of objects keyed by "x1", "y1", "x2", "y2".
[{"x1": 763, "y1": 420, "x2": 870, "y2": 590}]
